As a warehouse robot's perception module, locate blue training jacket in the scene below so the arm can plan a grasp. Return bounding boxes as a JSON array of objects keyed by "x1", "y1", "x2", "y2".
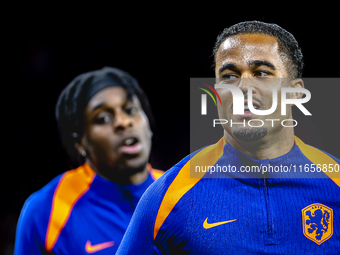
[
  {"x1": 116, "y1": 136, "x2": 340, "y2": 255},
  {"x1": 14, "y1": 163, "x2": 163, "y2": 254}
]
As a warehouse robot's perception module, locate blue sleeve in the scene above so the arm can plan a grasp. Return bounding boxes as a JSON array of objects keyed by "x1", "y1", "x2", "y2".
[{"x1": 14, "y1": 192, "x2": 50, "y2": 255}]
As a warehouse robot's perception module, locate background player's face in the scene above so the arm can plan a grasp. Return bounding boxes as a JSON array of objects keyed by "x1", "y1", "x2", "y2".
[
  {"x1": 214, "y1": 34, "x2": 298, "y2": 142},
  {"x1": 80, "y1": 86, "x2": 152, "y2": 173}
]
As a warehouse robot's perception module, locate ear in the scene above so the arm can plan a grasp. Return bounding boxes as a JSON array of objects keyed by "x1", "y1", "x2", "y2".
[
  {"x1": 74, "y1": 133, "x2": 87, "y2": 157},
  {"x1": 289, "y1": 78, "x2": 304, "y2": 99}
]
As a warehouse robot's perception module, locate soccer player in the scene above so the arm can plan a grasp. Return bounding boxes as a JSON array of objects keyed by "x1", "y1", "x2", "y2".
[
  {"x1": 116, "y1": 21, "x2": 340, "y2": 254},
  {"x1": 14, "y1": 67, "x2": 163, "y2": 254}
]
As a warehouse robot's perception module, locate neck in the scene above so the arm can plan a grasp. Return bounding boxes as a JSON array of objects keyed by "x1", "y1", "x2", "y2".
[
  {"x1": 85, "y1": 160, "x2": 149, "y2": 185},
  {"x1": 225, "y1": 127, "x2": 295, "y2": 160},
  {"x1": 126, "y1": 167, "x2": 149, "y2": 185}
]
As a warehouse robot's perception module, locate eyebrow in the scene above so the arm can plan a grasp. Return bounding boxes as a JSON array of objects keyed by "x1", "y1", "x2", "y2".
[
  {"x1": 249, "y1": 60, "x2": 276, "y2": 70},
  {"x1": 89, "y1": 99, "x2": 136, "y2": 113},
  {"x1": 90, "y1": 103, "x2": 113, "y2": 113},
  {"x1": 218, "y1": 60, "x2": 276, "y2": 75},
  {"x1": 218, "y1": 63, "x2": 240, "y2": 75}
]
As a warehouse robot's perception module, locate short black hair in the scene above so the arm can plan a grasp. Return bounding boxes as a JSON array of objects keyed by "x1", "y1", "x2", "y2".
[
  {"x1": 55, "y1": 67, "x2": 155, "y2": 167},
  {"x1": 213, "y1": 21, "x2": 304, "y2": 78}
]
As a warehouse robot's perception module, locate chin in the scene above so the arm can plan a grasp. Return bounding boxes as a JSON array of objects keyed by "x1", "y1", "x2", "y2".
[
  {"x1": 98, "y1": 158, "x2": 148, "y2": 180},
  {"x1": 126, "y1": 159, "x2": 147, "y2": 170},
  {"x1": 232, "y1": 127, "x2": 268, "y2": 142},
  {"x1": 121, "y1": 154, "x2": 148, "y2": 171},
  {"x1": 120, "y1": 162, "x2": 148, "y2": 176}
]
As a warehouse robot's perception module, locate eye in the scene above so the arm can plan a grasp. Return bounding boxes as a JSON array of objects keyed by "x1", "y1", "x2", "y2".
[
  {"x1": 103, "y1": 115, "x2": 111, "y2": 123},
  {"x1": 221, "y1": 74, "x2": 239, "y2": 80},
  {"x1": 94, "y1": 114, "x2": 112, "y2": 124},
  {"x1": 254, "y1": 70, "x2": 270, "y2": 77},
  {"x1": 125, "y1": 106, "x2": 138, "y2": 116}
]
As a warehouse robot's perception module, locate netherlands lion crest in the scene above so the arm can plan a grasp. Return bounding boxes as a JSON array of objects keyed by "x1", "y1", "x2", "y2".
[{"x1": 302, "y1": 203, "x2": 333, "y2": 245}]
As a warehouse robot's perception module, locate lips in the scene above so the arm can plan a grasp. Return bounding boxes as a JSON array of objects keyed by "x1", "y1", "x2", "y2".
[
  {"x1": 232, "y1": 100, "x2": 261, "y2": 118},
  {"x1": 120, "y1": 136, "x2": 143, "y2": 155},
  {"x1": 244, "y1": 100, "x2": 260, "y2": 113}
]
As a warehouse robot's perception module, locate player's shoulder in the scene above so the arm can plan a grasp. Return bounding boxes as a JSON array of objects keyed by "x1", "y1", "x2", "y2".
[
  {"x1": 295, "y1": 136, "x2": 340, "y2": 163},
  {"x1": 20, "y1": 164, "x2": 90, "y2": 216},
  {"x1": 316, "y1": 148, "x2": 340, "y2": 163},
  {"x1": 20, "y1": 173, "x2": 64, "y2": 220},
  {"x1": 137, "y1": 148, "x2": 204, "y2": 209},
  {"x1": 303, "y1": 144, "x2": 339, "y2": 163},
  {"x1": 147, "y1": 164, "x2": 165, "y2": 180},
  {"x1": 15, "y1": 173, "x2": 65, "y2": 247},
  {"x1": 23, "y1": 164, "x2": 96, "y2": 216},
  {"x1": 148, "y1": 149, "x2": 202, "y2": 190}
]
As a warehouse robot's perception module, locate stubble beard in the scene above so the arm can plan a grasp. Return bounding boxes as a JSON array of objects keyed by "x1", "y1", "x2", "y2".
[{"x1": 232, "y1": 126, "x2": 268, "y2": 142}]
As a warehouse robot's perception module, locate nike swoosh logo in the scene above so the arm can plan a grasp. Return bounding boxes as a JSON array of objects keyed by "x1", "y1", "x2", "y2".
[
  {"x1": 85, "y1": 240, "x2": 115, "y2": 253},
  {"x1": 203, "y1": 217, "x2": 237, "y2": 229}
]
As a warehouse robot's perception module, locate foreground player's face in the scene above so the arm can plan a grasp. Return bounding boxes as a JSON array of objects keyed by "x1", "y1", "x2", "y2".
[
  {"x1": 215, "y1": 34, "x2": 299, "y2": 142},
  {"x1": 81, "y1": 86, "x2": 152, "y2": 174}
]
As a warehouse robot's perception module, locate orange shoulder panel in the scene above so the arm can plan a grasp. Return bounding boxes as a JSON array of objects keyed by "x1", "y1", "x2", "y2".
[
  {"x1": 147, "y1": 163, "x2": 164, "y2": 180},
  {"x1": 294, "y1": 136, "x2": 340, "y2": 187},
  {"x1": 153, "y1": 137, "x2": 226, "y2": 239},
  {"x1": 45, "y1": 163, "x2": 95, "y2": 252}
]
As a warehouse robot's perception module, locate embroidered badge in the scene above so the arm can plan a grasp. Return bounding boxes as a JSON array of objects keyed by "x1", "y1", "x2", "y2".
[{"x1": 302, "y1": 203, "x2": 333, "y2": 245}]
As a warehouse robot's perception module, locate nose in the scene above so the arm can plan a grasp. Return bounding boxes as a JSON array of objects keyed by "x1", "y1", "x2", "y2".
[
  {"x1": 237, "y1": 78, "x2": 256, "y2": 97},
  {"x1": 113, "y1": 111, "x2": 133, "y2": 132}
]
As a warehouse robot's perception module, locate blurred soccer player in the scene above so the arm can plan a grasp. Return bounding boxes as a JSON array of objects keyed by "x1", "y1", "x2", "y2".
[{"x1": 14, "y1": 67, "x2": 163, "y2": 254}]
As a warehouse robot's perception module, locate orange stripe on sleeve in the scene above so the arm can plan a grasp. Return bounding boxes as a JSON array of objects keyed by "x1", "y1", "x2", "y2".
[
  {"x1": 45, "y1": 163, "x2": 95, "y2": 252},
  {"x1": 153, "y1": 137, "x2": 226, "y2": 240},
  {"x1": 294, "y1": 136, "x2": 340, "y2": 187}
]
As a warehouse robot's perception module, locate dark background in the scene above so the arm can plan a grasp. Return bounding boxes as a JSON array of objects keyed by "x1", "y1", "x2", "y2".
[{"x1": 2, "y1": 11, "x2": 339, "y2": 254}]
